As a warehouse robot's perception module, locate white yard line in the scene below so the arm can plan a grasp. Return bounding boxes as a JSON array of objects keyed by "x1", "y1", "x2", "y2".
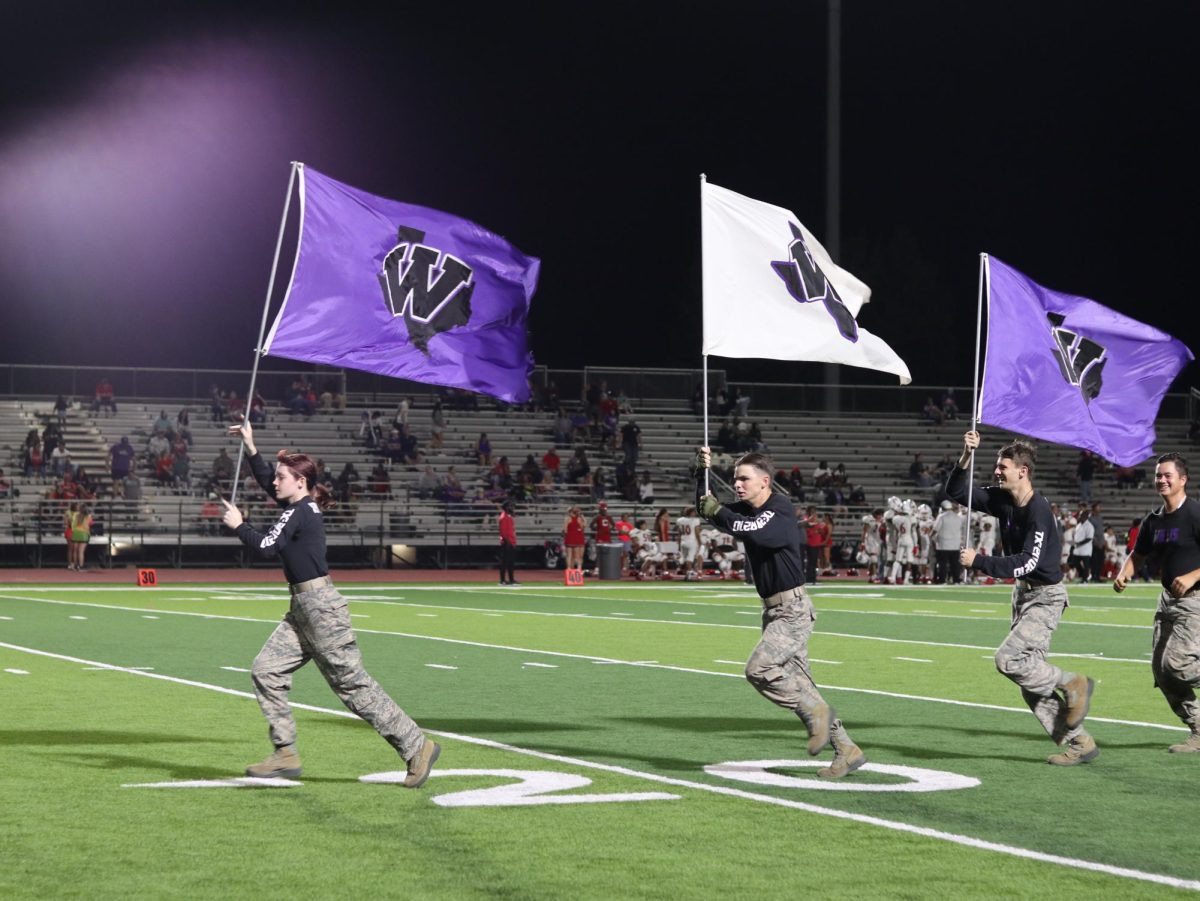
[
  {"x1": 0, "y1": 638, "x2": 1194, "y2": 893},
  {"x1": 895, "y1": 657, "x2": 934, "y2": 664},
  {"x1": 0, "y1": 593, "x2": 1155, "y2": 667},
  {"x1": 425, "y1": 664, "x2": 458, "y2": 670}
]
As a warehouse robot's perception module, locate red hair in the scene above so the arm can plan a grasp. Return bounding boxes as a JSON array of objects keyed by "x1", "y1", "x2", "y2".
[{"x1": 276, "y1": 450, "x2": 336, "y2": 511}]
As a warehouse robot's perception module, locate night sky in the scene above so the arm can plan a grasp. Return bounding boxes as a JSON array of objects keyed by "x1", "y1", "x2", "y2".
[{"x1": 2, "y1": 1, "x2": 1196, "y2": 392}]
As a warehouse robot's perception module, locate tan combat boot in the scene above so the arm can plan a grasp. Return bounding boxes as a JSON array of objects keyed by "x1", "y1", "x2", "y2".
[
  {"x1": 805, "y1": 703, "x2": 833, "y2": 756},
  {"x1": 819, "y1": 741, "x2": 866, "y2": 779},
  {"x1": 403, "y1": 737, "x2": 441, "y2": 788},
  {"x1": 1047, "y1": 734, "x2": 1099, "y2": 766},
  {"x1": 245, "y1": 746, "x2": 302, "y2": 778},
  {"x1": 1060, "y1": 674, "x2": 1095, "y2": 730},
  {"x1": 1168, "y1": 728, "x2": 1200, "y2": 753}
]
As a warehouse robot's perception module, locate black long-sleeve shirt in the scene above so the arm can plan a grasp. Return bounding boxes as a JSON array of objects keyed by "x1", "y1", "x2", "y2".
[
  {"x1": 945, "y1": 466, "x2": 1062, "y2": 584},
  {"x1": 234, "y1": 452, "x2": 328, "y2": 584},
  {"x1": 700, "y1": 479, "x2": 805, "y2": 599}
]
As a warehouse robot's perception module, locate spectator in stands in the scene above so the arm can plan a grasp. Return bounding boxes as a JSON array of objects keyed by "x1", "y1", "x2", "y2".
[
  {"x1": 430, "y1": 400, "x2": 447, "y2": 450},
  {"x1": 74, "y1": 466, "x2": 97, "y2": 499},
  {"x1": 542, "y1": 447, "x2": 561, "y2": 481},
  {"x1": 287, "y1": 381, "x2": 314, "y2": 417},
  {"x1": 383, "y1": 429, "x2": 406, "y2": 464},
  {"x1": 394, "y1": 397, "x2": 411, "y2": 430},
  {"x1": 212, "y1": 448, "x2": 235, "y2": 487},
  {"x1": 22, "y1": 429, "x2": 42, "y2": 479},
  {"x1": 42, "y1": 421, "x2": 62, "y2": 458},
  {"x1": 921, "y1": 396, "x2": 944, "y2": 424},
  {"x1": 227, "y1": 391, "x2": 245, "y2": 422},
  {"x1": 638, "y1": 471, "x2": 655, "y2": 505},
  {"x1": 812, "y1": 460, "x2": 832, "y2": 489},
  {"x1": 716, "y1": 420, "x2": 736, "y2": 454},
  {"x1": 908, "y1": 453, "x2": 924, "y2": 483},
  {"x1": 248, "y1": 392, "x2": 267, "y2": 425},
  {"x1": 54, "y1": 394, "x2": 70, "y2": 426},
  {"x1": 569, "y1": 409, "x2": 591, "y2": 442},
  {"x1": 176, "y1": 408, "x2": 193, "y2": 446},
  {"x1": 147, "y1": 430, "x2": 169, "y2": 465},
  {"x1": 209, "y1": 384, "x2": 226, "y2": 423},
  {"x1": 417, "y1": 465, "x2": 440, "y2": 499},
  {"x1": 398, "y1": 425, "x2": 420, "y2": 464},
  {"x1": 441, "y1": 466, "x2": 464, "y2": 502},
  {"x1": 788, "y1": 465, "x2": 806, "y2": 501},
  {"x1": 318, "y1": 387, "x2": 334, "y2": 413},
  {"x1": 591, "y1": 466, "x2": 607, "y2": 501},
  {"x1": 50, "y1": 443, "x2": 72, "y2": 479},
  {"x1": 0, "y1": 468, "x2": 11, "y2": 499},
  {"x1": 336, "y1": 462, "x2": 361, "y2": 502},
  {"x1": 490, "y1": 456, "x2": 512, "y2": 490},
  {"x1": 552, "y1": 409, "x2": 571, "y2": 447},
  {"x1": 359, "y1": 411, "x2": 382, "y2": 448},
  {"x1": 170, "y1": 431, "x2": 189, "y2": 461},
  {"x1": 1114, "y1": 463, "x2": 1137, "y2": 490},
  {"x1": 153, "y1": 409, "x2": 173, "y2": 435},
  {"x1": 567, "y1": 448, "x2": 590, "y2": 484},
  {"x1": 475, "y1": 433, "x2": 492, "y2": 466},
  {"x1": 200, "y1": 493, "x2": 223, "y2": 535},
  {"x1": 832, "y1": 463, "x2": 848, "y2": 486},
  {"x1": 848, "y1": 484, "x2": 867, "y2": 505},
  {"x1": 616, "y1": 389, "x2": 634, "y2": 416},
  {"x1": 585, "y1": 381, "x2": 603, "y2": 424},
  {"x1": 153, "y1": 450, "x2": 173, "y2": 486},
  {"x1": 123, "y1": 471, "x2": 142, "y2": 501},
  {"x1": 600, "y1": 409, "x2": 618, "y2": 452},
  {"x1": 621, "y1": 419, "x2": 642, "y2": 467},
  {"x1": 715, "y1": 387, "x2": 729, "y2": 415},
  {"x1": 519, "y1": 454, "x2": 541, "y2": 485},
  {"x1": 732, "y1": 386, "x2": 751, "y2": 418},
  {"x1": 92, "y1": 378, "x2": 117, "y2": 416},
  {"x1": 368, "y1": 461, "x2": 391, "y2": 497},
  {"x1": 941, "y1": 390, "x2": 959, "y2": 420}
]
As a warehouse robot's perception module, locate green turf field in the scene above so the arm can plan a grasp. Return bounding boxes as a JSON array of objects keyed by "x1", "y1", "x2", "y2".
[{"x1": 1, "y1": 580, "x2": 1195, "y2": 898}]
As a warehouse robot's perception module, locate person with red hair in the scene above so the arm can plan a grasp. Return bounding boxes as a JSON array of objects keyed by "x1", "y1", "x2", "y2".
[{"x1": 222, "y1": 419, "x2": 439, "y2": 787}]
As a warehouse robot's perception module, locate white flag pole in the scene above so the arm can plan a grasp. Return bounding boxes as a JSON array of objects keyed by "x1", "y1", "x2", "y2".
[
  {"x1": 963, "y1": 252, "x2": 988, "y2": 549},
  {"x1": 230, "y1": 160, "x2": 302, "y2": 504},
  {"x1": 700, "y1": 173, "x2": 710, "y2": 495}
]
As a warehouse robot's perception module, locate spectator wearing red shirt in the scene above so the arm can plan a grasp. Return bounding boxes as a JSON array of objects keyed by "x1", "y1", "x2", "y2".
[
  {"x1": 498, "y1": 501, "x2": 519, "y2": 586},
  {"x1": 804, "y1": 506, "x2": 827, "y2": 584},
  {"x1": 93, "y1": 378, "x2": 117, "y2": 416},
  {"x1": 592, "y1": 501, "x2": 614, "y2": 544},
  {"x1": 542, "y1": 448, "x2": 561, "y2": 480}
]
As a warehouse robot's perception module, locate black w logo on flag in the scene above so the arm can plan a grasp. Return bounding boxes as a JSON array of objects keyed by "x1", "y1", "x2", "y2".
[
  {"x1": 378, "y1": 226, "x2": 474, "y2": 354},
  {"x1": 1047, "y1": 312, "x2": 1106, "y2": 402},
  {"x1": 770, "y1": 222, "x2": 858, "y2": 342}
]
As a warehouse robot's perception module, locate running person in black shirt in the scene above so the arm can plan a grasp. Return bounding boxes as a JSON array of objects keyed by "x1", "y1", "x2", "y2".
[
  {"x1": 697, "y1": 447, "x2": 865, "y2": 779},
  {"x1": 1115, "y1": 452, "x2": 1200, "y2": 752},
  {"x1": 221, "y1": 420, "x2": 440, "y2": 785},
  {"x1": 948, "y1": 431, "x2": 1098, "y2": 765}
]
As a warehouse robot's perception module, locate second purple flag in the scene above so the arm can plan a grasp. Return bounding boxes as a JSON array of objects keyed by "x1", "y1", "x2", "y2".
[
  {"x1": 980, "y1": 256, "x2": 1193, "y2": 466},
  {"x1": 263, "y1": 165, "x2": 540, "y2": 403}
]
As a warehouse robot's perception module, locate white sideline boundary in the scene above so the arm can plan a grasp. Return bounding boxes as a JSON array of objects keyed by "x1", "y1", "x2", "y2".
[
  {"x1": 0, "y1": 592, "x2": 1182, "y2": 732},
  {"x1": 0, "y1": 638, "x2": 1196, "y2": 893}
]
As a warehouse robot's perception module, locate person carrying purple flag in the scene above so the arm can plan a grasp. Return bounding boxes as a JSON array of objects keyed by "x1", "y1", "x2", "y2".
[
  {"x1": 948, "y1": 431, "x2": 1099, "y2": 766},
  {"x1": 221, "y1": 419, "x2": 440, "y2": 786}
]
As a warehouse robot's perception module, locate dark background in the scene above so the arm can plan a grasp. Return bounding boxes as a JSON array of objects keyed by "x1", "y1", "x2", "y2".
[{"x1": 1, "y1": 0, "x2": 1195, "y2": 391}]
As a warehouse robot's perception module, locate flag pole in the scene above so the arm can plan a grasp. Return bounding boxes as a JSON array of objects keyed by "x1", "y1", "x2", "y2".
[
  {"x1": 230, "y1": 160, "x2": 302, "y2": 504},
  {"x1": 963, "y1": 252, "x2": 988, "y2": 549},
  {"x1": 699, "y1": 172, "x2": 710, "y2": 495}
]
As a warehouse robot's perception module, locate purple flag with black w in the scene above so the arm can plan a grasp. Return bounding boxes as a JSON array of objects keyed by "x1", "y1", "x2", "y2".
[
  {"x1": 980, "y1": 256, "x2": 1193, "y2": 466},
  {"x1": 263, "y1": 165, "x2": 539, "y2": 403}
]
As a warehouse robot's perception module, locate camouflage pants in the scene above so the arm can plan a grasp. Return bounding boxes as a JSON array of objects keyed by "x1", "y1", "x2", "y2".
[
  {"x1": 745, "y1": 587, "x2": 854, "y2": 748},
  {"x1": 1152, "y1": 590, "x2": 1200, "y2": 728},
  {"x1": 251, "y1": 579, "x2": 424, "y2": 760},
  {"x1": 996, "y1": 581, "x2": 1088, "y2": 743}
]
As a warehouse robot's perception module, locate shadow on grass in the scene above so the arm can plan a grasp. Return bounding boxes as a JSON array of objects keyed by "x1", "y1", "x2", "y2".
[
  {"x1": 609, "y1": 715, "x2": 801, "y2": 734},
  {"x1": 320, "y1": 717, "x2": 591, "y2": 736},
  {"x1": 45, "y1": 750, "x2": 236, "y2": 781},
  {"x1": 0, "y1": 729, "x2": 225, "y2": 747}
]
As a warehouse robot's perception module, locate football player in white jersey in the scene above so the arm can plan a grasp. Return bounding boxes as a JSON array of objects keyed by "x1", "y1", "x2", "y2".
[
  {"x1": 890, "y1": 500, "x2": 916, "y2": 585},
  {"x1": 859, "y1": 508, "x2": 885, "y2": 583},
  {"x1": 676, "y1": 506, "x2": 704, "y2": 580},
  {"x1": 914, "y1": 503, "x2": 934, "y2": 583}
]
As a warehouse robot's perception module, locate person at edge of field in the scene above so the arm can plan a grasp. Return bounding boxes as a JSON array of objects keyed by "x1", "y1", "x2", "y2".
[
  {"x1": 221, "y1": 418, "x2": 439, "y2": 787},
  {"x1": 695, "y1": 446, "x2": 865, "y2": 779},
  {"x1": 1114, "y1": 452, "x2": 1200, "y2": 753},
  {"x1": 947, "y1": 430, "x2": 1098, "y2": 766},
  {"x1": 498, "y1": 500, "x2": 520, "y2": 587}
]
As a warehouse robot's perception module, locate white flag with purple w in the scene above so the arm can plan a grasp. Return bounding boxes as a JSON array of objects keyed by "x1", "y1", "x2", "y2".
[{"x1": 701, "y1": 180, "x2": 911, "y2": 384}]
